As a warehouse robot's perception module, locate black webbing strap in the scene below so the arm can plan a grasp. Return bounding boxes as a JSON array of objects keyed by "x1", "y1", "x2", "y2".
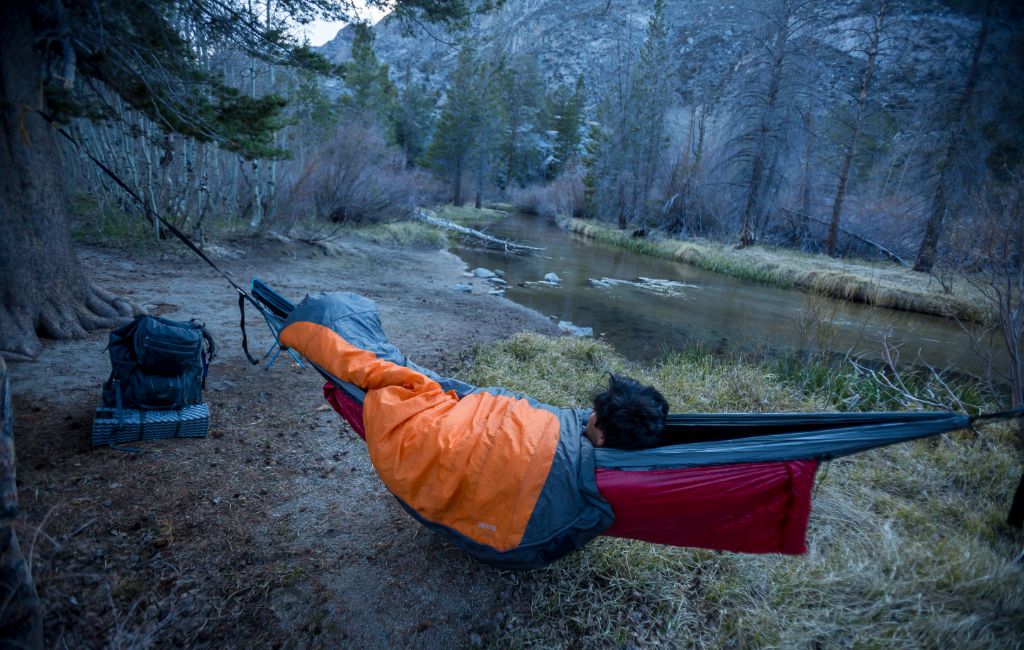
[
  {"x1": 969, "y1": 406, "x2": 1024, "y2": 424},
  {"x1": 239, "y1": 294, "x2": 262, "y2": 365},
  {"x1": 50, "y1": 120, "x2": 269, "y2": 365}
]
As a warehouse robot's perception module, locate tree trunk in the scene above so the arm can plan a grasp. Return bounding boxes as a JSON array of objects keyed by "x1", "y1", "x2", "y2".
[
  {"x1": 266, "y1": 0, "x2": 277, "y2": 216},
  {"x1": 737, "y1": 13, "x2": 788, "y2": 249},
  {"x1": 913, "y1": 0, "x2": 991, "y2": 273},
  {"x1": 475, "y1": 149, "x2": 485, "y2": 209},
  {"x1": 827, "y1": 137, "x2": 858, "y2": 256},
  {"x1": 0, "y1": 0, "x2": 135, "y2": 361},
  {"x1": 801, "y1": 100, "x2": 813, "y2": 220},
  {"x1": 452, "y1": 153, "x2": 464, "y2": 207},
  {"x1": 247, "y1": 0, "x2": 264, "y2": 230},
  {"x1": 827, "y1": 0, "x2": 886, "y2": 257},
  {"x1": 0, "y1": 357, "x2": 42, "y2": 648},
  {"x1": 737, "y1": 147, "x2": 766, "y2": 247},
  {"x1": 505, "y1": 112, "x2": 519, "y2": 188}
]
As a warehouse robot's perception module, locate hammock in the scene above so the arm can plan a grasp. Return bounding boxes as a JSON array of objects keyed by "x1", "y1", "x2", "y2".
[{"x1": 252, "y1": 280, "x2": 1024, "y2": 566}]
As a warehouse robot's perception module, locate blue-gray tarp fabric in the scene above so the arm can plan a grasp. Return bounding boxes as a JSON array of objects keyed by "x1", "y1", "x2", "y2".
[{"x1": 597, "y1": 412, "x2": 971, "y2": 471}]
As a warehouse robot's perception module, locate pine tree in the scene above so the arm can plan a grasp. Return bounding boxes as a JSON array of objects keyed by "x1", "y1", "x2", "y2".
[
  {"x1": 393, "y1": 66, "x2": 436, "y2": 166},
  {"x1": 496, "y1": 54, "x2": 545, "y2": 188},
  {"x1": 340, "y1": 23, "x2": 396, "y2": 131},
  {"x1": 425, "y1": 42, "x2": 503, "y2": 206},
  {"x1": 549, "y1": 76, "x2": 587, "y2": 176}
]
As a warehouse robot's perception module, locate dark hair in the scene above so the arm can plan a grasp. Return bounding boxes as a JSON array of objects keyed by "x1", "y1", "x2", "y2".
[{"x1": 592, "y1": 375, "x2": 668, "y2": 450}]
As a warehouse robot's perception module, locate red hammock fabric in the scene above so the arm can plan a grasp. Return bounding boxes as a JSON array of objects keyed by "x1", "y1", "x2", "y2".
[
  {"x1": 322, "y1": 382, "x2": 815, "y2": 555},
  {"x1": 597, "y1": 461, "x2": 815, "y2": 553}
]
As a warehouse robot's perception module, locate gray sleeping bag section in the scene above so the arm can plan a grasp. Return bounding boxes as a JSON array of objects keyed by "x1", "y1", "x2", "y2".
[{"x1": 287, "y1": 292, "x2": 475, "y2": 403}]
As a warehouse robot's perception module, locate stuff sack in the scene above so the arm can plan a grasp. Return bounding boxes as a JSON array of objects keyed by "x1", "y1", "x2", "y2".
[{"x1": 102, "y1": 316, "x2": 214, "y2": 410}]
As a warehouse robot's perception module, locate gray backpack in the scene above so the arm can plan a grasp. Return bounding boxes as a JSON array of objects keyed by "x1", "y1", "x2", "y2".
[{"x1": 102, "y1": 316, "x2": 214, "y2": 411}]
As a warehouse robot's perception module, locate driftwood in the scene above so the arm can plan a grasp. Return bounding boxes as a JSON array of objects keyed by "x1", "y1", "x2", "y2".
[
  {"x1": 415, "y1": 210, "x2": 543, "y2": 253},
  {"x1": 781, "y1": 207, "x2": 907, "y2": 266},
  {"x1": 0, "y1": 357, "x2": 42, "y2": 649}
]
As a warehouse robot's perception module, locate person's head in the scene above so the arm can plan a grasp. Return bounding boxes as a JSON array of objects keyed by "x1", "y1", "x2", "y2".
[{"x1": 585, "y1": 374, "x2": 668, "y2": 450}]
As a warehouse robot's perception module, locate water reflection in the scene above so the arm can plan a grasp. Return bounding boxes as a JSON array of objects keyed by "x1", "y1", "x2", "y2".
[{"x1": 454, "y1": 214, "x2": 996, "y2": 378}]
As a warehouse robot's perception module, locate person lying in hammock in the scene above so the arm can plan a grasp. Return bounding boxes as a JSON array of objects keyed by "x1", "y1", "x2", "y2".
[
  {"x1": 585, "y1": 375, "x2": 668, "y2": 450},
  {"x1": 278, "y1": 291, "x2": 667, "y2": 569}
]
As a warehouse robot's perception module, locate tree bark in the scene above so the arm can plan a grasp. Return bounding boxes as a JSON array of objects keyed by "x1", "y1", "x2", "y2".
[
  {"x1": 0, "y1": 0, "x2": 135, "y2": 361},
  {"x1": 800, "y1": 98, "x2": 814, "y2": 221},
  {"x1": 452, "y1": 153, "x2": 464, "y2": 206},
  {"x1": 0, "y1": 357, "x2": 42, "y2": 648}
]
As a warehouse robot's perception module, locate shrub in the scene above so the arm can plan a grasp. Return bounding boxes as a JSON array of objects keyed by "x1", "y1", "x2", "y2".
[
  {"x1": 286, "y1": 122, "x2": 440, "y2": 225},
  {"x1": 509, "y1": 170, "x2": 586, "y2": 221}
]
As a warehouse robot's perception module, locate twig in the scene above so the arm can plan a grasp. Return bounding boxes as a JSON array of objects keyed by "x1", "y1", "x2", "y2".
[
  {"x1": 25, "y1": 505, "x2": 57, "y2": 578},
  {"x1": 63, "y1": 517, "x2": 96, "y2": 542}
]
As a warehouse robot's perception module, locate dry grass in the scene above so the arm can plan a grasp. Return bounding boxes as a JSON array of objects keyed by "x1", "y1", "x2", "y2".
[
  {"x1": 432, "y1": 204, "x2": 509, "y2": 227},
  {"x1": 462, "y1": 334, "x2": 1024, "y2": 649},
  {"x1": 349, "y1": 221, "x2": 450, "y2": 248},
  {"x1": 569, "y1": 220, "x2": 985, "y2": 321}
]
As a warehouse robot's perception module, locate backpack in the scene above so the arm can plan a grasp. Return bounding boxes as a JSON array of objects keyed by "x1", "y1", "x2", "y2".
[{"x1": 102, "y1": 316, "x2": 215, "y2": 411}]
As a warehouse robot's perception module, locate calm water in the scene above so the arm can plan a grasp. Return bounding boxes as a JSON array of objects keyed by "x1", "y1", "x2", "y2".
[{"x1": 455, "y1": 213, "x2": 995, "y2": 378}]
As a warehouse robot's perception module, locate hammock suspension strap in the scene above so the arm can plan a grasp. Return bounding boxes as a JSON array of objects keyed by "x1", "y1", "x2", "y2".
[{"x1": 50, "y1": 119, "x2": 269, "y2": 365}]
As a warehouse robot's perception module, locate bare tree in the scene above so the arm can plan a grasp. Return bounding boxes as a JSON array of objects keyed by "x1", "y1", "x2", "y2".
[
  {"x1": 955, "y1": 180, "x2": 1024, "y2": 432},
  {"x1": 913, "y1": 0, "x2": 993, "y2": 272},
  {"x1": 734, "y1": 0, "x2": 817, "y2": 248},
  {"x1": 590, "y1": 0, "x2": 672, "y2": 229},
  {"x1": 825, "y1": 0, "x2": 889, "y2": 256}
]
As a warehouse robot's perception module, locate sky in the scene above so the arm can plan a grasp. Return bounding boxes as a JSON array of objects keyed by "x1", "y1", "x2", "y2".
[{"x1": 294, "y1": 4, "x2": 388, "y2": 46}]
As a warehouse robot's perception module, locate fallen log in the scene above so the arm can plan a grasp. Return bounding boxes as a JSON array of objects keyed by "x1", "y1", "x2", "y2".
[
  {"x1": 415, "y1": 209, "x2": 543, "y2": 253},
  {"x1": 781, "y1": 207, "x2": 907, "y2": 266}
]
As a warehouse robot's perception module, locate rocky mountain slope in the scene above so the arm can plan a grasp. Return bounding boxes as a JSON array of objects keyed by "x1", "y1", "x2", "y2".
[{"x1": 320, "y1": 0, "x2": 981, "y2": 105}]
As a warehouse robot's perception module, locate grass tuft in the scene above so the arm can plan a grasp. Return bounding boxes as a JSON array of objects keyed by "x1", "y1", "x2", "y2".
[
  {"x1": 461, "y1": 334, "x2": 1023, "y2": 648},
  {"x1": 349, "y1": 221, "x2": 450, "y2": 248},
  {"x1": 431, "y1": 204, "x2": 508, "y2": 227},
  {"x1": 568, "y1": 219, "x2": 984, "y2": 321}
]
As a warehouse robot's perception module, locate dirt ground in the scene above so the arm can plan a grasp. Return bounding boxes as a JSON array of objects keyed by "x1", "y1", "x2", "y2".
[{"x1": 8, "y1": 236, "x2": 563, "y2": 648}]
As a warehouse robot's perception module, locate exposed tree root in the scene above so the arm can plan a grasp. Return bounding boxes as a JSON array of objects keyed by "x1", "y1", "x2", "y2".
[{"x1": 0, "y1": 283, "x2": 145, "y2": 362}]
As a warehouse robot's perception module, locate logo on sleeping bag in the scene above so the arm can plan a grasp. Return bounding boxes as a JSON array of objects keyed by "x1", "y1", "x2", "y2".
[{"x1": 477, "y1": 522, "x2": 497, "y2": 531}]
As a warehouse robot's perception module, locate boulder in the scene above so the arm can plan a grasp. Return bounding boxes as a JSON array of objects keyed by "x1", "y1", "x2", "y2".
[{"x1": 558, "y1": 321, "x2": 593, "y2": 337}]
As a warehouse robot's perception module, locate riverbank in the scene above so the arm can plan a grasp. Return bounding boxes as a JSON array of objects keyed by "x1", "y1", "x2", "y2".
[
  {"x1": 461, "y1": 333, "x2": 1022, "y2": 648},
  {"x1": 8, "y1": 230, "x2": 1021, "y2": 647},
  {"x1": 568, "y1": 219, "x2": 984, "y2": 321}
]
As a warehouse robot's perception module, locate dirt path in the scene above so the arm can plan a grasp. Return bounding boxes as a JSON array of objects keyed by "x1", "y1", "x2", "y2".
[{"x1": 9, "y1": 237, "x2": 560, "y2": 647}]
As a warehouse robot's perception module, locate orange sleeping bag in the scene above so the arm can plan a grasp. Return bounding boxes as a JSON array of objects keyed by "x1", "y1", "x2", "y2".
[{"x1": 279, "y1": 292, "x2": 613, "y2": 568}]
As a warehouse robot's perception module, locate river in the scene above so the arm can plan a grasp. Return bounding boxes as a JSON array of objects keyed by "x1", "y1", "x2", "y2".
[{"x1": 454, "y1": 213, "x2": 995, "y2": 378}]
